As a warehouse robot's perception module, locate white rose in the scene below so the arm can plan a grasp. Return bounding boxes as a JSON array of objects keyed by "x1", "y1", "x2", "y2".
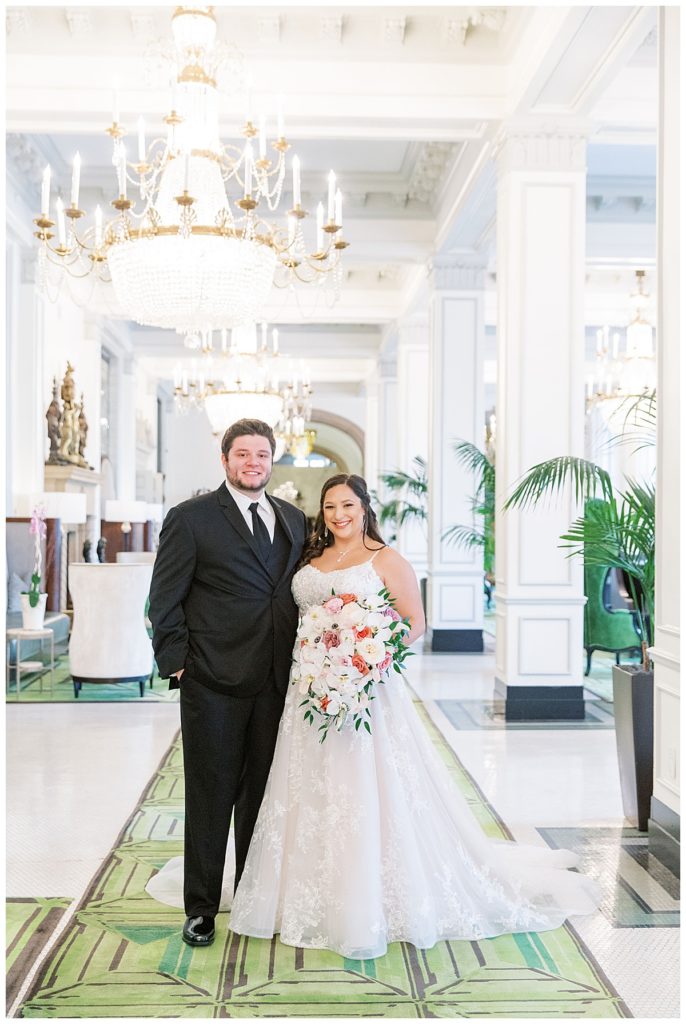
[
  {"x1": 362, "y1": 594, "x2": 386, "y2": 610},
  {"x1": 339, "y1": 602, "x2": 367, "y2": 628},
  {"x1": 356, "y1": 636, "x2": 386, "y2": 664}
]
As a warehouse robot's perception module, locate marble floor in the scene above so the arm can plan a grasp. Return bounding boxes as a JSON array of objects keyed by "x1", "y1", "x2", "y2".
[{"x1": 6, "y1": 638, "x2": 679, "y2": 1018}]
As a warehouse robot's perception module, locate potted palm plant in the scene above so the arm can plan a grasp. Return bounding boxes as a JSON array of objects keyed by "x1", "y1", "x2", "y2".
[
  {"x1": 375, "y1": 456, "x2": 428, "y2": 544},
  {"x1": 374, "y1": 456, "x2": 428, "y2": 608},
  {"x1": 505, "y1": 454, "x2": 655, "y2": 830},
  {"x1": 442, "y1": 439, "x2": 496, "y2": 605}
]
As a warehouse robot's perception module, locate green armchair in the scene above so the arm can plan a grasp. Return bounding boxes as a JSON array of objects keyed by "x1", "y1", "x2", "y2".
[{"x1": 584, "y1": 563, "x2": 641, "y2": 675}]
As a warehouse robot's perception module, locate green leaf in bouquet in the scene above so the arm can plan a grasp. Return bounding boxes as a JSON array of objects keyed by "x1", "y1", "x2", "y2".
[
  {"x1": 364, "y1": 721, "x2": 371, "y2": 734},
  {"x1": 355, "y1": 718, "x2": 361, "y2": 731}
]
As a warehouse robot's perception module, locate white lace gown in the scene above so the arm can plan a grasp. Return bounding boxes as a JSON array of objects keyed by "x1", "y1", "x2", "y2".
[{"x1": 147, "y1": 560, "x2": 601, "y2": 959}]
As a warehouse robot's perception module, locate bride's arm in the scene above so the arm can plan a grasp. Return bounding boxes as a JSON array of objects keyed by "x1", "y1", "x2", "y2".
[{"x1": 376, "y1": 548, "x2": 426, "y2": 645}]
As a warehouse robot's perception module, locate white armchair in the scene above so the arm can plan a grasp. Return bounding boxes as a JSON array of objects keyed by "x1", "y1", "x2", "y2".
[{"x1": 68, "y1": 563, "x2": 154, "y2": 697}]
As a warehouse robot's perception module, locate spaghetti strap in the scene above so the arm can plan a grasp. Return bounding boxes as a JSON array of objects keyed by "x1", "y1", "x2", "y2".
[{"x1": 369, "y1": 547, "x2": 385, "y2": 564}]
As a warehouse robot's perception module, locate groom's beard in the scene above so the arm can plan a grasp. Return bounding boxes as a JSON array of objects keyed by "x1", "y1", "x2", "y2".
[{"x1": 227, "y1": 466, "x2": 272, "y2": 494}]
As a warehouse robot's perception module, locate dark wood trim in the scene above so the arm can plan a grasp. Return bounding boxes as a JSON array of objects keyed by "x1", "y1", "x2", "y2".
[{"x1": 45, "y1": 518, "x2": 62, "y2": 612}]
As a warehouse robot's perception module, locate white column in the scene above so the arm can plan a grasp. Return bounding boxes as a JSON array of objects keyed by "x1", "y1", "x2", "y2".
[
  {"x1": 395, "y1": 316, "x2": 429, "y2": 576},
  {"x1": 377, "y1": 359, "x2": 398, "y2": 497},
  {"x1": 426, "y1": 260, "x2": 485, "y2": 651},
  {"x1": 115, "y1": 354, "x2": 137, "y2": 501},
  {"x1": 9, "y1": 247, "x2": 45, "y2": 511},
  {"x1": 649, "y1": 7, "x2": 680, "y2": 866},
  {"x1": 494, "y1": 120, "x2": 588, "y2": 720},
  {"x1": 363, "y1": 371, "x2": 379, "y2": 490}
]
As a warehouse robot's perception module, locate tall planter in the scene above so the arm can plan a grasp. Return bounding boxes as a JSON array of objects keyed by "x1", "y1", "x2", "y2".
[{"x1": 612, "y1": 664, "x2": 654, "y2": 831}]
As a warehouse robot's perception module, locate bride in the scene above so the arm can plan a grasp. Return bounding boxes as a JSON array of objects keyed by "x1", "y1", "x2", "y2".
[{"x1": 148, "y1": 473, "x2": 600, "y2": 959}]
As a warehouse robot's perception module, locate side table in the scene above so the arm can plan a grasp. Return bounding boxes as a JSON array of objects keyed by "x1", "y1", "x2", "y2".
[{"x1": 6, "y1": 628, "x2": 55, "y2": 700}]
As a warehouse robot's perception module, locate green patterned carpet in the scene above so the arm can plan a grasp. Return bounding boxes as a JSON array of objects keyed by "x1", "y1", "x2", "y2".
[
  {"x1": 6, "y1": 657, "x2": 178, "y2": 703},
  {"x1": 16, "y1": 706, "x2": 629, "y2": 1018},
  {"x1": 6, "y1": 899, "x2": 72, "y2": 1014}
]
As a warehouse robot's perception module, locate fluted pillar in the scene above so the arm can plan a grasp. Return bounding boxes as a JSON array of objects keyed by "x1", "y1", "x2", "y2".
[
  {"x1": 395, "y1": 316, "x2": 429, "y2": 576},
  {"x1": 649, "y1": 7, "x2": 680, "y2": 872},
  {"x1": 426, "y1": 260, "x2": 485, "y2": 651},
  {"x1": 494, "y1": 120, "x2": 588, "y2": 719}
]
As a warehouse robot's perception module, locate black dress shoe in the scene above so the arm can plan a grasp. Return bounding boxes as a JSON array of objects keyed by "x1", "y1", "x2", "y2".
[{"x1": 182, "y1": 915, "x2": 215, "y2": 946}]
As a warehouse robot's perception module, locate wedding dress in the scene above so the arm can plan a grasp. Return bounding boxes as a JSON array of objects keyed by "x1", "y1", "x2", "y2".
[{"x1": 147, "y1": 559, "x2": 600, "y2": 959}]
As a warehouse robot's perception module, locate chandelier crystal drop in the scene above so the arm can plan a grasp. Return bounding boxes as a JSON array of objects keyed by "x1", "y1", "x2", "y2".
[{"x1": 32, "y1": 6, "x2": 349, "y2": 334}]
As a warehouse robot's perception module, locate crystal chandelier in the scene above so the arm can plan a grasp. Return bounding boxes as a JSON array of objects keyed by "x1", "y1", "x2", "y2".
[
  {"x1": 586, "y1": 270, "x2": 657, "y2": 417},
  {"x1": 277, "y1": 370, "x2": 315, "y2": 457},
  {"x1": 174, "y1": 323, "x2": 286, "y2": 432},
  {"x1": 32, "y1": 6, "x2": 349, "y2": 336}
]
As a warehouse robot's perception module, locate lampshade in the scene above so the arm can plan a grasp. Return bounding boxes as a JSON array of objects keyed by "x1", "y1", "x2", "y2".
[
  {"x1": 18, "y1": 491, "x2": 88, "y2": 524},
  {"x1": 204, "y1": 390, "x2": 284, "y2": 435},
  {"x1": 104, "y1": 500, "x2": 149, "y2": 523}
]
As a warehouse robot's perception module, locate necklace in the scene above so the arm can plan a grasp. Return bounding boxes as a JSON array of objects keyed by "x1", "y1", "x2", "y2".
[{"x1": 334, "y1": 542, "x2": 363, "y2": 565}]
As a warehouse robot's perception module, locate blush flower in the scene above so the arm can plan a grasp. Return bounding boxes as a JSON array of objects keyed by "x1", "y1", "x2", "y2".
[
  {"x1": 322, "y1": 629, "x2": 341, "y2": 650},
  {"x1": 351, "y1": 653, "x2": 370, "y2": 676},
  {"x1": 323, "y1": 596, "x2": 344, "y2": 614}
]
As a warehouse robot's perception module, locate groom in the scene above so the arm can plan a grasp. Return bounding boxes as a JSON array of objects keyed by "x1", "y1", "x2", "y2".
[{"x1": 149, "y1": 418, "x2": 307, "y2": 947}]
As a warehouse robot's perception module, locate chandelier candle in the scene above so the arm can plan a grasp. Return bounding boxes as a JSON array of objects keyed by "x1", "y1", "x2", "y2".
[
  {"x1": 137, "y1": 118, "x2": 146, "y2": 164},
  {"x1": 70, "y1": 153, "x2": 81, "y2": 208},
  {"x1": 41, "y1": 165, "x2": 51, "y2": 218},
  {"x1": 56, "y1": 198, "x2": 66, "y2": 249},
  {"x1": 327, "y1": 170, "x2": 336, "y2": 222},
  {"x1": 292, "y1": 156, "x2": 301, "y2": 207}
]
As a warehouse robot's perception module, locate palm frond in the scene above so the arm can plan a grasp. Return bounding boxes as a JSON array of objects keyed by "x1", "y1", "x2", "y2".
[
  {"x1": 504, "y1": 456, "x2": 614, "y2": 511},
  {"x1": 442, "y1": 523, "x2": 486, "y2": 549}
]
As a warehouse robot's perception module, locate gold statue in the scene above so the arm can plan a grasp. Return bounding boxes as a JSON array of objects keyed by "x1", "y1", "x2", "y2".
[
  {"x1": 45, "y1": 376, "x2": 63, "y2": 465},
  {"x1": 46, "y1": 362, "x2": 91, "y2": 468}
]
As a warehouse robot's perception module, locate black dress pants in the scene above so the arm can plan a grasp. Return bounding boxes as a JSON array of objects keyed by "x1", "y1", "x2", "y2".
[{"x1": 179, "y1": 673, "x2": 285, "y2": 917}]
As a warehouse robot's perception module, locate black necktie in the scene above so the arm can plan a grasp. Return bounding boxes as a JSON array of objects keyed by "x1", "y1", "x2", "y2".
[{"x1": 249, "y1": 502, "x2": 272, "y2": 562}]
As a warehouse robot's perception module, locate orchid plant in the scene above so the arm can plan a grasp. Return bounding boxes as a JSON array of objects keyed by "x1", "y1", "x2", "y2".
[{"x1": 27, "y1": 504, "x2": 47, "y2": 607}]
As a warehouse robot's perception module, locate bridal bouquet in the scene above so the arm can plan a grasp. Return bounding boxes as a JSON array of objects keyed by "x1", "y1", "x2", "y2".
[{"x1": 292, "y1": 588, "x2": 411, "y2": 741}]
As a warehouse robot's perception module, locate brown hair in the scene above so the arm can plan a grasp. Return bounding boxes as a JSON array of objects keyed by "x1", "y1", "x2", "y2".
[
  {"x1": 221, "y1": 419, "x2": 276, "y2": 458},
  {"x1": 297, "y1": 473, "x2": 385, "y2": 569}
]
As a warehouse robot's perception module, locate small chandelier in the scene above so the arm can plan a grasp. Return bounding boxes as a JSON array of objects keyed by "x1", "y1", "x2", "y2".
[
  {"x1": 276, "y1": 368, "x2": 314, "y2": 457},
  {"x1": 586, "y1": 270, "x2": 656, "y2": 417},
  {"x1": 32, "y1": 6, "x2": 349, "y2": 336},
  {"x1": 174, "y1": 323, "x2": 285, "y2": 432}
]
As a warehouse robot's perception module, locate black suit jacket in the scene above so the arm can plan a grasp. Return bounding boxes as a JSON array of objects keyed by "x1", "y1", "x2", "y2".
[{"x1": 149, "y1": 484, "x2": 307, "y2": 697}]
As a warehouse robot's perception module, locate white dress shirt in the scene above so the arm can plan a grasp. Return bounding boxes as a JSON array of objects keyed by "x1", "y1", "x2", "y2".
[{"x1": 224, "y1": 480, "x2": 276, "y2": 542}]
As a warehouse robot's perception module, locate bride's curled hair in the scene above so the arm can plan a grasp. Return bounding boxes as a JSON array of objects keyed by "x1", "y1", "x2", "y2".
[{"x1": 297, "y1": 473, "x2": 385, "y2": 569}]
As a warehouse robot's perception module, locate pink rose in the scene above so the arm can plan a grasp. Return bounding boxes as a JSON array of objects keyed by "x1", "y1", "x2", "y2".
[
  {"x1": 322, "y1": 629, "x2": 341, "y2": 650},
  {"x1": 384, "y1": 606, "x2": 401, "y2": 621},
  {"x1": 324, "y1": 597, "x2": 344, "y2": 614},
  {"x1": 378, "y1": 652, "x2": 392, "y2": 673}
]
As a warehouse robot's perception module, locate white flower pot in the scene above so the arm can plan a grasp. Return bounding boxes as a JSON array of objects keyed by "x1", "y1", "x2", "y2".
[{"x1": 20, "y1": 593, "x2": 48, "y2": 630}]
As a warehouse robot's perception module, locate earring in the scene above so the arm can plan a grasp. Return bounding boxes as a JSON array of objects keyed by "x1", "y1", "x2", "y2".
[{"x1": 324, "y1": 527, "x2": 330, "y2": 539}]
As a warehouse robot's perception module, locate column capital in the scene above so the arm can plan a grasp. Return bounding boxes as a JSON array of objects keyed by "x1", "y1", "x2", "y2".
[
  {"x1": 428, "y1": 257, "x2": 486, "y2": 292},
  {"x1": 494, "y1": 117, "x2": 592, "y2": 176}
]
